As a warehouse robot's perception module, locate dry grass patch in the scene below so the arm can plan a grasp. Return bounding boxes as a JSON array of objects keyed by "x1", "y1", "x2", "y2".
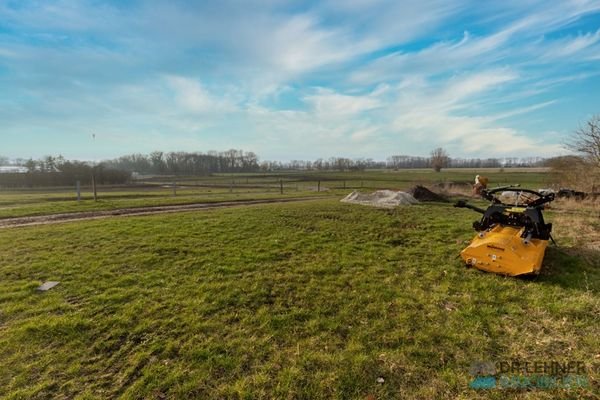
[{"x1": 551, "y1": 198, "x2": 600, "y2": 254}]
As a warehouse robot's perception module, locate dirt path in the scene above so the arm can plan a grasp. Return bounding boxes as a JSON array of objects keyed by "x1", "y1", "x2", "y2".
[{"x1": 0, "y1": 197, "x2": 329, "y2": 228}]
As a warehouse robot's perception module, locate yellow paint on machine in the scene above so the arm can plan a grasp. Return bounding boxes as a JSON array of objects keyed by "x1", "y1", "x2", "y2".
[{"x1": 460, "y1": 225, "x2": 548, "y2": 276}]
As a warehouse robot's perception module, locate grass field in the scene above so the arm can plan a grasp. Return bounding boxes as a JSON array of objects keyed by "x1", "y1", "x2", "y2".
[
  {"x1": 0, "y1": 198, "x2": 598, "y2": 399},
  {"x1": 0, "y1": 168, "x2": 551, "y2": 219},
  {"x1": 0, "y1": 188, "x2": 328, "y2": 219}
]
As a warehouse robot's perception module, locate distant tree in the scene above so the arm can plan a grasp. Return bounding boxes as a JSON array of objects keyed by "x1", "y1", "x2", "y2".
[
  {"x1": 430, "y1": 147, "x2": 450, "y2": 172},
  {"x1": 24, "y1": 158, "x2": 37, "y2": 172},
  {"x1": 42, "y1": 155, "x2": 57, "y2": 172},
  {"x1": 149, "y1": 151, "x2": 166, "y2": 174},
  {"x1": 244, "y1": 152, "x2": 259, "y2": 171},
  {"x1": 387, "y1": 155, "x2": 402, "y2": 169}
]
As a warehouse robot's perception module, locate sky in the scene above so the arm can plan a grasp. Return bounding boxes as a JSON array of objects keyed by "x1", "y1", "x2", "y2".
[{"x1": 1, "y1": 0, "x2": 600, "y2": 162}]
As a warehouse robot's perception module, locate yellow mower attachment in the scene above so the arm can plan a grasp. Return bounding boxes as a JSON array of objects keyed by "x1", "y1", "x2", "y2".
[{"x1": 455, "y1": 187, "x2": 555, "y2": 276}]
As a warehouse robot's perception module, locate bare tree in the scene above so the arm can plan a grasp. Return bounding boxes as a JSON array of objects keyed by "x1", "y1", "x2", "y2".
[
  {"x1": 24, "y1": 158, "x2": 37, "y2": 172},
  {"x1": 430, "y1": 147, "x2": 450, "y2": 172},
  {"x1": 567, "y1": 115, "x2": 600, "y2": 167}
]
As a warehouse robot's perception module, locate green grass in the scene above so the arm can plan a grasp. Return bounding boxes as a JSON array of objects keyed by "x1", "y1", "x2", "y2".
[
  {"x1": 0, "y1": 168, "x2": 551, "y2": 219},
  {"x1": 0, "y1": 200, "x2": 597, "y2": 399},
  {"x1": 150, "y1": 168, "x2": 551, "y2": 189},
  {"x1": 0, "y1": 188, "x2": 328, "y2": 219}
]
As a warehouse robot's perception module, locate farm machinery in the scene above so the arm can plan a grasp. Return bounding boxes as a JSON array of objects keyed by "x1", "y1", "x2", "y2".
[{"x1": 454, "y1": 187, "x2": 556, "y2": 276}]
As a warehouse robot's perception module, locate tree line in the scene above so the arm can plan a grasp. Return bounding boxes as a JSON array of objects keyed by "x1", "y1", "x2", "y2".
[
  {"x1": 388, "y1": 153, "x2": 546, "y2": 171},
  {"x1": 0, "y1": 156, "x2": 130, "y2": 188},
  {"x1": 104, "y1": 151, "x2": 548, "y2": 173},
  {"x1": 104, "y1": 150, "x2": 260, "y2": 175},
  {"x1": 0, "y1": 149, "x2": 554, "y2": 188}
]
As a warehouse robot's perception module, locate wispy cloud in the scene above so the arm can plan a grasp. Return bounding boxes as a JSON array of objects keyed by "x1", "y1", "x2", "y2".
[
  {"x1": 539, "y1": 29, "x2": 600, "y2": 59},
  {"x1": 165, "y1": 76, "x2": 239, "y2": 114},
  {"x1": 304, "y1": 88, "x2": 382, "y2": 116}
]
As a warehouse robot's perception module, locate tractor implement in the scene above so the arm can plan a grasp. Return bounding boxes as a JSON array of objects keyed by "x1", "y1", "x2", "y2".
[{"x1": 454, "y1": 187, "x2": 555, "y2": 276}]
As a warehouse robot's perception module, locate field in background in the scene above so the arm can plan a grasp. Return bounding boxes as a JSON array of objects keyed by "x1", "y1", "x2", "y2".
[
  {"x1": 0, "y1": 168, "x2": 551, "y2": 219},
  {"x1": 151, "y1": 168, "x2": 550, "y2": 189},
  {"x1": 0, "y1": 200, "x2": 598, "y2": 399}
]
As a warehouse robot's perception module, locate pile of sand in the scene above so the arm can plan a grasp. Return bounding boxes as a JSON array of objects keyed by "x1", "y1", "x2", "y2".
[
  {"x1": 341, "y1": 190, "x2": 419, "y2": 208},
  {"x1": 408, "y1": 185, "x2": 449, "y2": 202}
]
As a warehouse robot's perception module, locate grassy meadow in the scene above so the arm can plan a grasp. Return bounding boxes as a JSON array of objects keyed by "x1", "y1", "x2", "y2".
[
  {"x1": 0, "y1": 196, "x2": 598, "y2": 399},
  {"x1": 0, "y1": 187, "x2": 327, "y2": 219}
]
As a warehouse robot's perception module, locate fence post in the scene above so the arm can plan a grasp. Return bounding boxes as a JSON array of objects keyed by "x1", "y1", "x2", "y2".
[
  {"x1": 318, "y1": 180, "x2": 321, "y2": 192},
  {"x1": 280, "y1": 179, "x2": 283, "y2": 194},
  {"x1": 76, "y1": 180, "x2": 81, "y2": 203},
  {"x1": 92, "y1": 170, "x2": 97, "y2": 201},
  {"x1": 343, "y1": 180, "x2": 346, "y2": 189}
]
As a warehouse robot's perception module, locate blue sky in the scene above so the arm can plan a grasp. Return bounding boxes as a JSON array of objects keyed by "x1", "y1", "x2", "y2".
[{"x1": 1, "y1": 0, "x2": 600, "y2": 161}]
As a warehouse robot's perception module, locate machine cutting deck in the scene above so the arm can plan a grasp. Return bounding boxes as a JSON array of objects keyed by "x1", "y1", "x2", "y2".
[{"x1": 454, "y1": 187, "x2": 556, "y2": 276}]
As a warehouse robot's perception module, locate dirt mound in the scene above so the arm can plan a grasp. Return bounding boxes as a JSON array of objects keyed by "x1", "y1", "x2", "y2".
[
  {"x1": 408, "y1": 185, "x2": 449, "y2": 202},
  {"x1": 341, "y1": 190, "x2": 418, "y2": 208}
]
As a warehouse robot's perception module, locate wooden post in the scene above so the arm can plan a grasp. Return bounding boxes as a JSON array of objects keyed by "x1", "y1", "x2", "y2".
[
  {"x1": 230, "y1": 179, "x2": 233, "y2": 193},
  {"x1": 280, "y1": 179, "x2": 283, "y2": 194},
  {"x1": 92, "y1": 170, "x2": 97, "y2": 201},
  {"x1": 343, "y1": 180, "x2": 346, "y2": 189},
  {"x1": 317, "y1": 180, "x2": 320, "y2": 192},
  {"x1": 76, "y1": 180, "x2": 81, "y2": 203}
]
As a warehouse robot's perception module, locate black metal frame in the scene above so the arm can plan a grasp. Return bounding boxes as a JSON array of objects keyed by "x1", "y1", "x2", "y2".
[{"x1": 454, "y1": 187, "x2": 555, "y2": 241}]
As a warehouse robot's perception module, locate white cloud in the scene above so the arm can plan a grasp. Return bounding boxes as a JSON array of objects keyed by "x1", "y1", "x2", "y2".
[
  {"x1": 350, "y1": 126, "x2": 380, "y2": 142},
  {"x1": 387, "y1": 71, "x2": 562, "y2": 156},
  {"x1": 491, "y1": 101, "x2": 557, "y2": 121},
  {"x1": 351, "y1": 1, "x2": 600, "y2": 84},
  {"x1": 304, "y1": 88, "x2": 382, "y2": 116},
  {"x1": 265, "y1": 15, "x2": 372, "y2": 75},
  {"x1": 165, "y1": 76, "x2": 238, "y2": 113},
  {"x1": 539, "y1": 29, "x2": 600, "y2": 59},
  {"x1": 437, "y1": 70, "x2": 518, "y2": 109},
  {"x1": 350, "y1": 30, "x2": 514, "y2": 84}
]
